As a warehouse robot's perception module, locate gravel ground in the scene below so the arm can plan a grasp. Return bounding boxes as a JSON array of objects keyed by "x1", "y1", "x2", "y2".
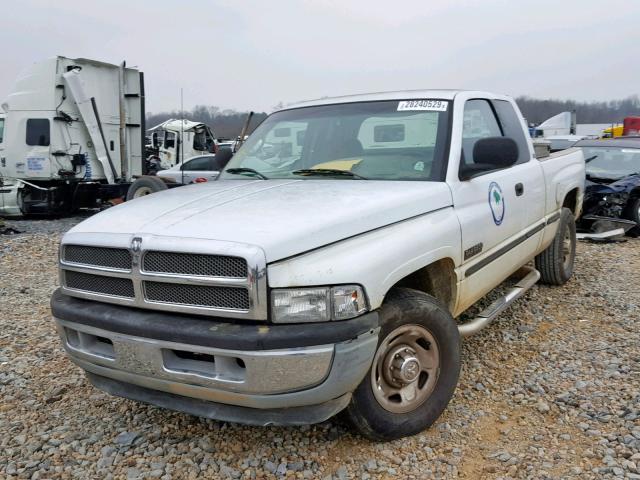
[{"x1": 1, "y1": 217, "x2": 639, "y2": 479}]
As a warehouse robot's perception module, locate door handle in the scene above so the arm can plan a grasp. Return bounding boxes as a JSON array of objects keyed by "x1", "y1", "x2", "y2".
[{"x1": 515, "y1": 183, "x2": 524, "y2": 196}]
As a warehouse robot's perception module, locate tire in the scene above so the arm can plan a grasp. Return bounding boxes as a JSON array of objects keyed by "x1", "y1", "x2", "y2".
[
  {"x1": 126, "y1": 176, "x2": 168, "y2": 201},
  {"x1": 625, "y1": 198, "x2": 640, "y2": 224},
  {"x1": 625, "y1": 198, "x2": 640, "y2": 238},
  {"x1": 346, "y1": 288, "x2": 461, "y2": 441},
  {"x1": 535, "y1": 207, "x2": 576, "y2": 285}
]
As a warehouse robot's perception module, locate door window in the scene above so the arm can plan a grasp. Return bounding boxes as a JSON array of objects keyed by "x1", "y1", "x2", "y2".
[
  {"x1": 26, "y1": 119, "x2": 50, "y2": 146},
  {"x1": 493, "y1": 100, "x2": 530, "y2": 164},
  {"x1": 193, "y1": 129, "x2": 215, "y2": 152},
  {"x1": 164, "y1": 132, "x2": 176, "y2": 149},
  {"x1": 151, "y1": 131, "x2": 162, "y2": 148},
  {"x1": 461, "y1": 100, "x2": 502, "y2": 165},
  {"x1": 181, "y1": 156, "x2": 211, "y2": 171},
  {"x1": 0, "y1": 117, "x2": 4, "y2": 143}
]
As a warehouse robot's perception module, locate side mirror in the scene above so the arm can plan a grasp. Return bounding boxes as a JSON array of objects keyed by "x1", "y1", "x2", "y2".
[
  {"x1": 214, "y1": 147, "x2": 234, "y2": 169},
  {"x1": 473, "y1": 137, "x2": 519, "y2": 167},
  {"x1": 460, "y1": 137, "x2": 519, "y2": 180}
]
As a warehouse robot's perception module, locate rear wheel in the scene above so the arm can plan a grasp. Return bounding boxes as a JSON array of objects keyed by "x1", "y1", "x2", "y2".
[
  {"x1": 535, "y1": 207, "x2": 576, "y2": 285},
  {"x1": 126, "y1": 176, "x2": 168, "y2": 201},
  {"x1": 346, "y1": 288, "x2": 460, "y2": 441}
]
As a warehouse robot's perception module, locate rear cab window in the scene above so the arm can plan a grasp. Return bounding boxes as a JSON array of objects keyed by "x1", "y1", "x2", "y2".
[{"x1": 355, "y1": 111, "x2": 442, "y2": 179}]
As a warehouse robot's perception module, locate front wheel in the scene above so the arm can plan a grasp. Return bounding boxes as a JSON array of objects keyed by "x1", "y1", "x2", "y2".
[
  {"x1": 535, "y1": 207, "x2": 576, "y2": 285},
  {"x1": 346, "y1": 288, "x2": 460, "y2": 441},
  {"x1": 624, "y1": 198, "x2": 640, "y2": 237},
  {"x1": 625, "y1": 198, "x2": 640, "y2": 224}
]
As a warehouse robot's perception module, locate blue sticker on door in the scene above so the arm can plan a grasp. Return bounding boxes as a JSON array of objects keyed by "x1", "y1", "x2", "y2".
[{"x1": 488, "y1": 182, "x2": 505, "y2": 225}]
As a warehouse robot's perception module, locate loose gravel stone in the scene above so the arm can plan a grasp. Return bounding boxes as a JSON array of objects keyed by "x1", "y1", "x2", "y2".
[{"x1": 0, "y1": 217, "x2": 639, "y2": 479}]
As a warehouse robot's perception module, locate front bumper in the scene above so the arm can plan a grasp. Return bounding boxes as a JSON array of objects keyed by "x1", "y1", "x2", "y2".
[
  {"x1": 85, "y1": 373, "x2": 353, "y2": 426},
  {"x1": 52, "y1": 290, "x2": 380, "y2": 424}
]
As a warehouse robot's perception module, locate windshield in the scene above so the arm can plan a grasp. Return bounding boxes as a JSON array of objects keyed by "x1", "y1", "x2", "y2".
[
  {"x1": 581, "y1": 146, "x2": 640, "y2": 180},
  {"x1": 219, "y1": 100, "x2": 451, "y2": 181}
]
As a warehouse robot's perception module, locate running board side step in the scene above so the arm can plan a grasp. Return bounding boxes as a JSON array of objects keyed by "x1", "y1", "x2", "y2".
[{"x1": 458, "y1": 266, "x2": 541, "y2": 337}]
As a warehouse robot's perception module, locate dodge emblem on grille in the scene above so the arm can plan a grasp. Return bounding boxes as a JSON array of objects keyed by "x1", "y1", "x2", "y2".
[{"x1": 131, "y1": 237, "x2": 142, "y2": 266}]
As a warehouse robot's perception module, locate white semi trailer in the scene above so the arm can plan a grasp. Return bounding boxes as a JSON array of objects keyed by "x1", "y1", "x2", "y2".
[{"x1": 0, "y1": 56, "x2": 219, "y2": 217}]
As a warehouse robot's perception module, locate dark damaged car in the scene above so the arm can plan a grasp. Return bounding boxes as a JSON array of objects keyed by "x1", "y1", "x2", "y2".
[{"x1": 574, "y1": 138, "x2": 640, "y2": 236}]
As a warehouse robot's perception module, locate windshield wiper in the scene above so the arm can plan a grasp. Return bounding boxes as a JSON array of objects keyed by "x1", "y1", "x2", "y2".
[
  {"x1": 292, "y1": 168, "x2": 367, "y2": 180},
  {"x1": 225, "y1": 167, "x2": 268, "y2": 179},
  {"x1": 584, "y1": 155, "x2": 599, "y2": 164}
]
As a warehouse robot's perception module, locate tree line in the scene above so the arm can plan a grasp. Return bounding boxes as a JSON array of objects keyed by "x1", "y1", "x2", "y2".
[
  {"x1": 146, "y1": 106, "x2": 268, "y2": 139},
  {"x1": 515, "y1": 95, "x2": 640, "y2": 125},
  {"x1": 146, "y1": 96, "x2": 640, "y2": 135}
]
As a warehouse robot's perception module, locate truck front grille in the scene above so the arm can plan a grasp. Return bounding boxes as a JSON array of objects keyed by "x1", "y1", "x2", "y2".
[
  {"x1": 142, "y1": 251, "x2": 247, "y2": 278},
  {"x1": 64, "y1": 245, "x2": 131, "y2": 270},
  {"x1": 65, "y1": 271, "x2": 135, "y2": 298},
  {"x1": 144, "y1": 282, "x2": 250, "y2": 310},
  {"x1": 59, "y1": 237, "x2": 266, "y2": 320}
]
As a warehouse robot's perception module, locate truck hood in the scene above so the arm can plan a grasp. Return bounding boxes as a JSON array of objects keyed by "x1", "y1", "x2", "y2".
[{"x1": 69, "y1": 180, "x2": 453, "y2": 262}]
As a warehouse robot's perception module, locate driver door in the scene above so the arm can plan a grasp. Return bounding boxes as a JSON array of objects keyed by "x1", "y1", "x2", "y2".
[{"x1": 451, "y1": 99, "x2": 543, "y2": 313}]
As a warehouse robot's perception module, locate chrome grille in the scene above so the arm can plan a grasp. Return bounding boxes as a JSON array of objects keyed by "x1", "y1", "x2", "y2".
[
  {"x1": 59, "y1": 235, "x2": 267, "y2": 320},
  {"x1": 142, "y1": 251, "x2": 247, "y2": 278},
  {"x1": 64, "y1": 245, "x2": 131, "y2": 270},
  {"x1": 65, "y1": 271, "x2": 135, "y2": 298},
  {"x1": 144, "y1": 282, "x2": 250, "y2": 310}
]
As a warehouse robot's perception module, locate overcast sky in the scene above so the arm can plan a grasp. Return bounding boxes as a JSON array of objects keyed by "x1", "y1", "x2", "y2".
[{"x1": 1, "y1": 0, "x2": 639, "y2": 113}]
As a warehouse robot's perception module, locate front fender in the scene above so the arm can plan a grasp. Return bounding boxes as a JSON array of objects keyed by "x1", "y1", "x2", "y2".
[{"x1": 267, "y1": 207, "x2": 462, "y2": 310}]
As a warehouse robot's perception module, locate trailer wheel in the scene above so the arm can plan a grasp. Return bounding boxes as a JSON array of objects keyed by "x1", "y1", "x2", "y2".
[
  {"x1": 346, "y1": 288, "x2": 460, "y2": 441},
  {"x1": 126, "y1": 176, "x2": 168, "y2": 201},
  {"x1": 535, "y1": 207, "x2": 576, "y2": 285}
]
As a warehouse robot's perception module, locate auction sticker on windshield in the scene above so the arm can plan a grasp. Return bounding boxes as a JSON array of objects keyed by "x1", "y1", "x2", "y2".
[{"x1": 397, "y1": 100, "x2": 448, "y2": 112}]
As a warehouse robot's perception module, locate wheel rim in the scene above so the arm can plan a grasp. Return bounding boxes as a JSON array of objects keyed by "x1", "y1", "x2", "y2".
[
  {"x1": 133, "y1": 187, "x2": 154, "y2": 198},
  {"x1": 562, "y1": 225, "x2": 573, "y2": 270},
  {"x1": 370, "y1": 324, "x2": 440, "y2": 414}
]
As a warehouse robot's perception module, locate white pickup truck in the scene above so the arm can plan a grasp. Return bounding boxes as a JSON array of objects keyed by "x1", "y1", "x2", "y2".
[{"x1": 51, "y1": 90, "x2": 585, "y2": 440}]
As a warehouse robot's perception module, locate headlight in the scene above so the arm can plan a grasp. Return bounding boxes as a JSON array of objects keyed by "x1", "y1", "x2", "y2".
[
  {"x1": 601, "y1": 192, "x2": 628, "y2": 205},
  {"x1": 608, "y1": 193, "x2": 628, "y2": 205},
  {"x1": 271, "y1": 285, "x2": 367, "y2": 323}
]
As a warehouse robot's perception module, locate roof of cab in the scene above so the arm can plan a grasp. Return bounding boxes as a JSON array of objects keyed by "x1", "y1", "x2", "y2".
[
  {"x1": 147, "y1": 119, "x2": 209, "y2": 133},
  {"x1": 279, "y1": 89, "x2": 504, "y2": 111}
]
